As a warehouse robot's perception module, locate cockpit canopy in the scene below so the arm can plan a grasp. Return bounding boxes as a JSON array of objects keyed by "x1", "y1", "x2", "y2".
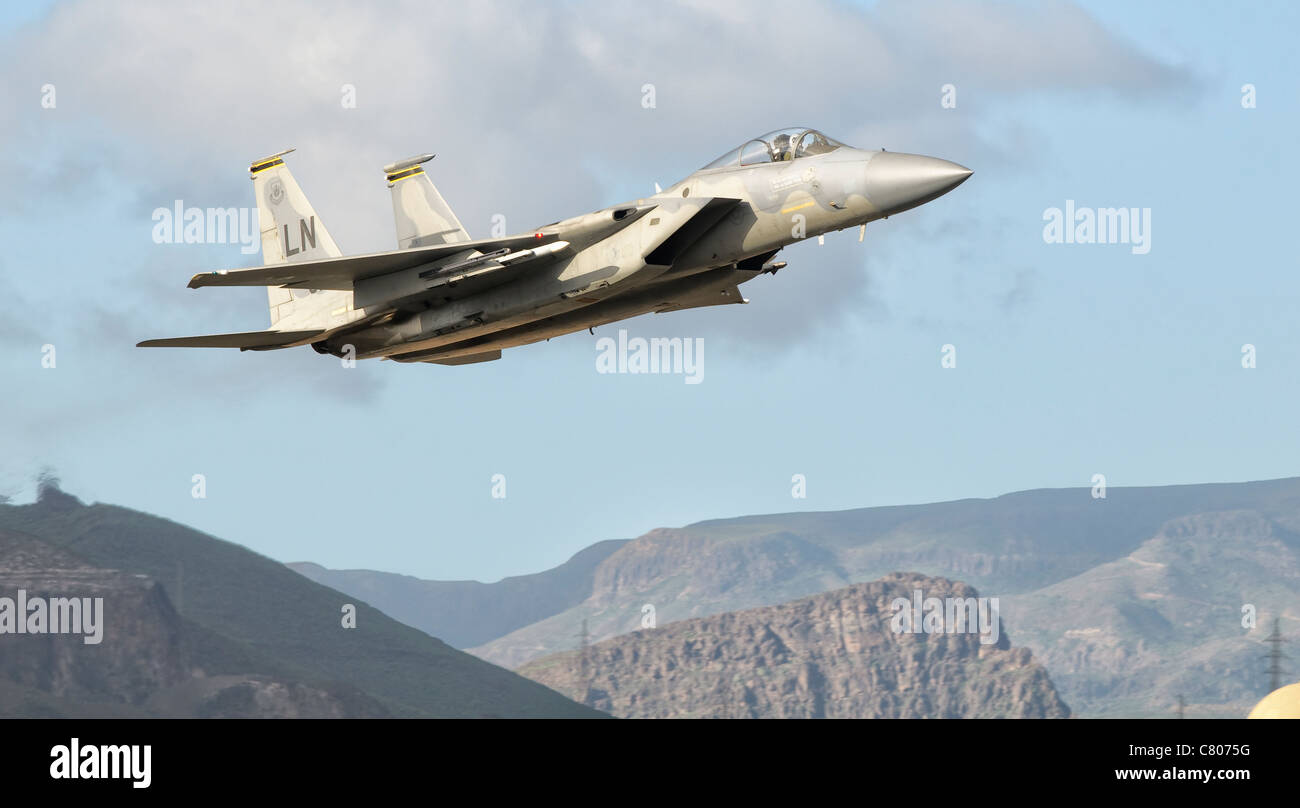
[{"x1": 701, "y1": 128, "x2": 846, "y2": 171}]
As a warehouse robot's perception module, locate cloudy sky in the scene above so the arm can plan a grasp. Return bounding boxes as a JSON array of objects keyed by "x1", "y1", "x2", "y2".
[{"x1": 1, "y1": 1, "x2": 1296, "y2": 582}]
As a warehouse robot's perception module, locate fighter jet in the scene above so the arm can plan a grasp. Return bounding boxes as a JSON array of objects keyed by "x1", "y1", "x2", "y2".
[{"x1": 138, "y1": 128, "x2": 971, "y2": 365}]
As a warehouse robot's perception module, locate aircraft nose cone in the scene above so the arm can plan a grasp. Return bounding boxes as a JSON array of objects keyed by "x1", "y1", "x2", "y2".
[{"x1": 864, "y1": 152, "x2": 972, "y2": 216}]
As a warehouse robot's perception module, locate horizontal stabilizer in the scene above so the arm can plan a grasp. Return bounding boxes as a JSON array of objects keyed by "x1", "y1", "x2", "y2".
[{"x1": 137, "y1": 329, "x2": 324, "y2": 349}]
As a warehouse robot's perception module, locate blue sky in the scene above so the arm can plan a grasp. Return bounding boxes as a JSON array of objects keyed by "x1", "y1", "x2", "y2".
[{"x1": 1, "y1": 1, "x2": 1296, "y2": 582}]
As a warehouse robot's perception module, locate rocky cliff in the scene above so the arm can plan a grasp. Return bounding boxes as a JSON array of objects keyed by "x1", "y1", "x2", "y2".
[
  {"x1": 519, "y1": 573, "x2": 1070, "y2": 718},
  {"x1": 0, "y1": 526, "x2": 388, "y2": 717}
]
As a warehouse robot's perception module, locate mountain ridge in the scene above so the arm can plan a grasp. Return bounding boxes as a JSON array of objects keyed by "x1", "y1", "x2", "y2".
[
  {"x1": 298, "y1": 476, "x2": 1300, "y2": 717},
  {"x1": 288, "y1": 538, "x2": 629, "y2": 648}
]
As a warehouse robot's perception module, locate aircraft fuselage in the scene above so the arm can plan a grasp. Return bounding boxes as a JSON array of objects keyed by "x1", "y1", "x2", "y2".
[{"x1": 328, "y1": 145, "x2": 969, "y2": 363}]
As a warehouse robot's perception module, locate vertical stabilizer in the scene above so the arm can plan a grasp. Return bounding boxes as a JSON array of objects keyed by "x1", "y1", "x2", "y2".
[
  {"x1": 383, "y1": 153, "x2": 471, "y2": 249},
  {"x1": 248, "y1": 149, "x2": 351, "y2": 327}
]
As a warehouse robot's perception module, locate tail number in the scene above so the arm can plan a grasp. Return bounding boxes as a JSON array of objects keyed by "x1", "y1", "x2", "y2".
[{"x1": 283, "y1": 216, "x2": 317, "y2": 257}]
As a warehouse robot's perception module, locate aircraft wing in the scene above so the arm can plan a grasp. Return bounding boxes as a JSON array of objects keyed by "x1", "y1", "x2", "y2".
[{"x1": 187, "y1": 232, "x2": 567, "y2": 291}]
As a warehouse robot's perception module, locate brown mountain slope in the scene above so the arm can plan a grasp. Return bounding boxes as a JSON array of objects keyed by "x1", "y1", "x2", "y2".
[
  {"x1": 0, "y1": 485, "x2": 605, "y2": 718},
  {"x1": 518, "y1": 573, "x2": 1070, "y2": 718},
  {"x1": 1004, "y1": 510, "x2": 1300, "y2": 717},
  {"x1": 0, "y1": 527, "x2": 390, "y2": 717}
]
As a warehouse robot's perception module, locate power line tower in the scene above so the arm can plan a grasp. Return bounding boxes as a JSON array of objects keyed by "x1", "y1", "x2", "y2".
[
  {"x1": 1262, "y1": 617, "x2": 1289, "y2": 694},
  {"x1": 1175, "y1": 694, "x2": 1185, "y2": 720}
]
